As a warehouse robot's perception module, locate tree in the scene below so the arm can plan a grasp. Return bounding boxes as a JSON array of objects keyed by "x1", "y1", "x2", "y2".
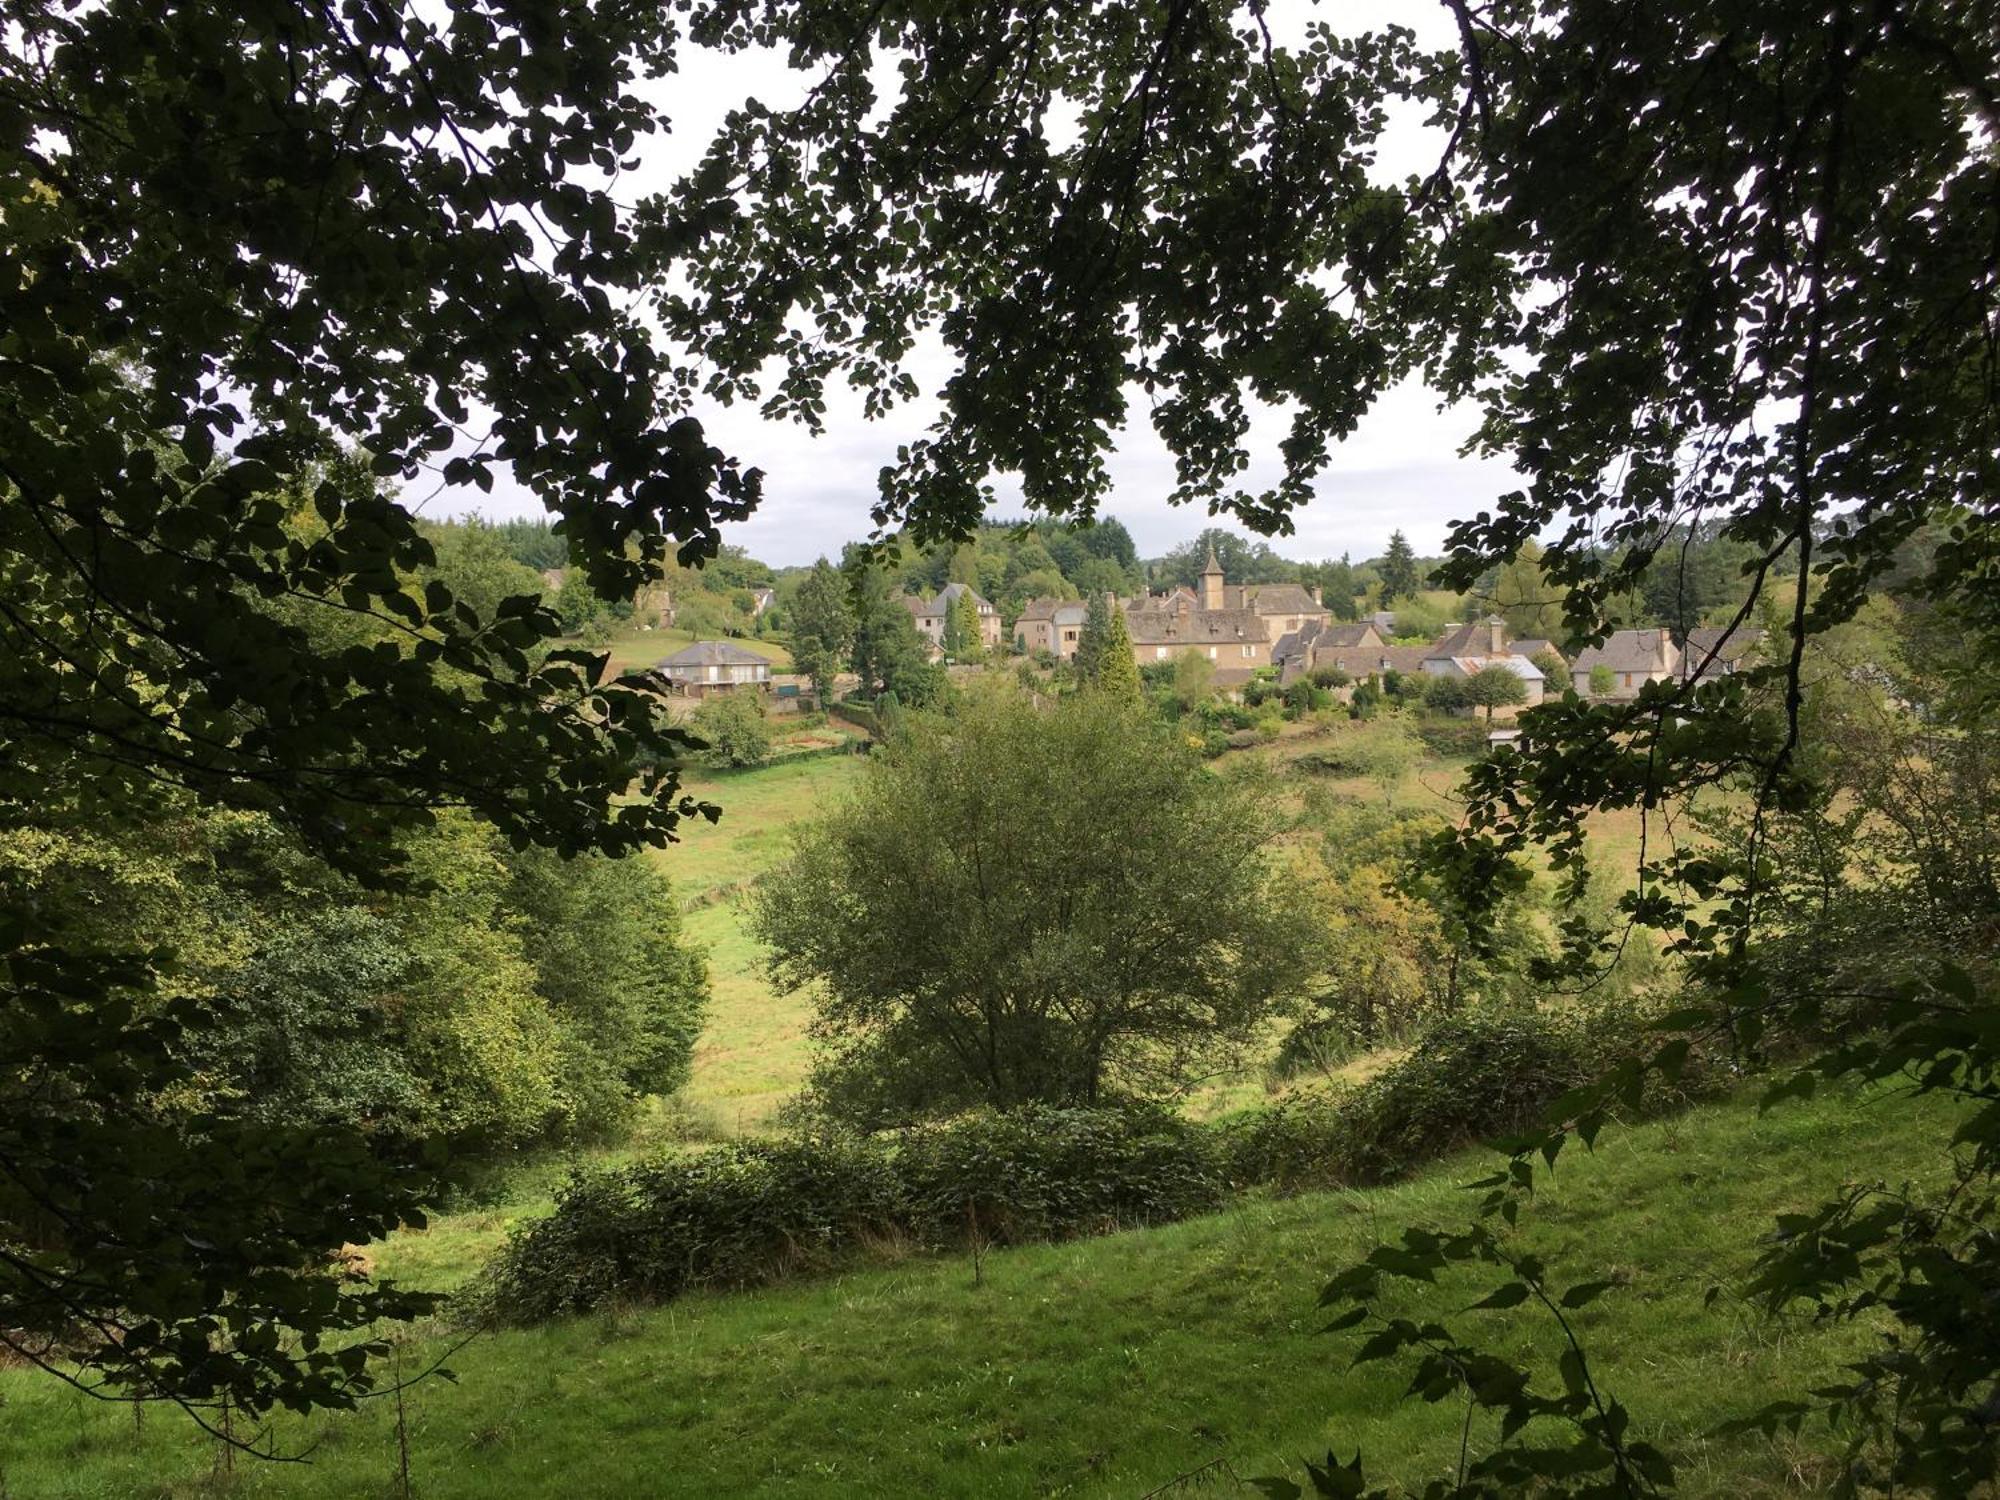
[
  {"x1": 690, "y1": 691, "x2": 774, "y2": 769},
  {"x1": 1171, "y1": 650, "x2": 1218, "y2": 712},
  {"x1": 789, "y1": 560, "x2": 856, "y2": 706},
  {"x1": 844, "y1": 558, "x2": 939, "y2": 704},
  {"x1": 1377, "y1": 532, "x2": 1422, "y2": 605},
  {"x1": 1094, "y1": 604, "x2": 1144, "y2": 702},
  {"x1": 942, "y1": 589, "x2": 984, "y2": 663},
  {"x1": 1588, "y1": 663, "x2": 1617, "y2": 698},
  {"x1": 1529, "y1": 648, "x2": 1570, "y2": 687},
  {"x1": 1421, "y1": 673, "x2": 1470, "y2": 714},
  {"x1": 752, "y1": 685, "x2": 1306, "y2": 1125},
  {"x1": 1463, "y1": 664, "x2": 1529, "y2": 723},
  {"x1": 1074, "y1": 590, "x2": 1113, "y2": 681},
  {"x1": 1482, "y1": 540, "x2": 1567, "y2": 640}
]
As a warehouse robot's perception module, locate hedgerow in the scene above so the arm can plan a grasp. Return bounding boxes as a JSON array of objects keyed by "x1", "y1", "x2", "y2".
[{"x1": 480, "y1": 1005, "x2": 1725, "y2": 1324}]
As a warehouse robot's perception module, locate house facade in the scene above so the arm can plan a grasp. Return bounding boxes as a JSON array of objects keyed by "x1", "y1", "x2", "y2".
[
  {"x1": 1013, "y1": 596, "x2": 1091, "y2": 659},
  {"x1": 1571, "y1": 629, "x2": 1681, "y2": 698},
  {"x1": 1678, "y1": 626, "x2": 1765, "y2": 682},
  {"x1": 904, "y1": 582, "x2": 1004, "y2": 655},
  {"x1": 651, "y1": 640, "x2": 774, "y2": 697},
  {"x1": 1272, "y1": 620, "x2": 1386, "y2": 684}
]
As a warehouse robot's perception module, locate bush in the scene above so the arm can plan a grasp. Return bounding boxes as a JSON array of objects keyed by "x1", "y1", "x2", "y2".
[
  {"x1": 483, "y1": 1105, "x2": 1228, "y2": 1321},
  {"x1": 1309, "y1": 666, "x2": 1352, "y2": 690},
  {"x1": 483, "y1": 1002, "x2": 1726, "y2": 1324},
  {"x1": 1412, "y1": 717, "x2": 1490, "y2": 757},
  {"x1": 1225, "y1": 727, "x2": 1262, "y2": 750},
  {"x1": 897, "y1": 1105, "x2": 1228, "y2": 1247},
  {"x1": 1340, "y1": 1010, "x2": 1591, "y2": 1183},
  {"x1": 690, "y1": 691, "x2": 774, "y2": 768}
]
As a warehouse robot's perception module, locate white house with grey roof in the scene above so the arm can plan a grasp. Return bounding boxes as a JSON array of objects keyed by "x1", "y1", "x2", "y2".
[{"x1": 651, "y1": 640, "x2": 774, "y2": 698}]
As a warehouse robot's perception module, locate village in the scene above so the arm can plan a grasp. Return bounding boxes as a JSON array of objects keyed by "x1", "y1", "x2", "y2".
[{"x1": 638, "y1": 542, "x2": 1766, "y2": 740}]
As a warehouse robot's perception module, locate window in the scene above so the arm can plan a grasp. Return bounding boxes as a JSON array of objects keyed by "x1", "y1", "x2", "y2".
[
  {"x1": 1207, "y1": 646, "x2": 1217, "y2": 660},
  {"x1": 1155, "y1": 647, "x2": 1168, "y2": 661},
  {"x1": 1062, "y1": 629, "x2": 1077, "y2": 643},
  {"x1": 1241, "y1": 644, "x2": 1255, "y2": 658}
]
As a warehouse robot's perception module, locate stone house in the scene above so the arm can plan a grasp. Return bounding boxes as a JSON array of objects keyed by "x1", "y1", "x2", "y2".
[
  {"x1": 1119, "y1": 548, "x2": 1331, "y2": 673},
  {"x1": 903, "y1": 582, "x2": 1003, "y2": 655},
  {"x1": 651, "y1": 640, "x2": 773, "y2": 697},
  {"x1": 1272, "y1": 620, "x2": 1386, "y2": 684},
  {"x1": 1678, "y1": 626, "x2": 1765, "y2": 682},
  {"x1": 1571, "y1": 628, "x2": 1681, "y2": 698},
  {"x1": 1013, "y1": 597, "x2": 1091, "y2": 659}
]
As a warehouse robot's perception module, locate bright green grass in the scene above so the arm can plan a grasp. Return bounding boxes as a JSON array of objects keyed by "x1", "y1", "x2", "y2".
[
  {"x1": 0, "y1": 1084, "x2": 1956, "y2": 1498},
  {"x1": 658, "y1": 755, "x2": 869, "y2": 1131}
]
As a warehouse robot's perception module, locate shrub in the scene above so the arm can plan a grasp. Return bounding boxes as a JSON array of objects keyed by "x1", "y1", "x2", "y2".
[
  {"x1": 483, "y1": 1105, "x2": 1228, "y2": 1321},
  {"x1": 482, "y1": 1002, "x2": 1726, "y2": 1324},
  {"x1": 1226, "y1": 727, "x2": 1262, "y2": 750},
  {"x1": 1340, "y1": 1010, "x2": 1591, "y2": 1183},
  {"x1": 896, "y1": 1105, "x2": 1228, "y2": 1247},
  {"x1": 1214, "y1": 1090, "x2": 1355, "y2": 1195},
  {"x1": 690, "y1": 691, "x2": 774, "y2": 768},
  {"x1": 1412, "y1": 718, "x2": 1490, "y2": 757},
  {"x1": 1309, "y1": 666, "x2": 1352, "y2": 690}
]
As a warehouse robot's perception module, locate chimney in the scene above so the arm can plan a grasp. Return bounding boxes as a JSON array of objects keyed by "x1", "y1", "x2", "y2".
[
  {"x1": 1487, "y1": 614, "x2": 1506, "y2": 656},
  {"x1": 1310, "y1": 585, "x2": 1323, "y2": 606}
]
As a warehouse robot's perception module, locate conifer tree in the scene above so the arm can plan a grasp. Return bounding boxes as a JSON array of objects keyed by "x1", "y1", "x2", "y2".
[
  {"x1": 1378, "y1": 531, "x2": 1421, "y2": 605},
  {"x1": 1095, "y1": 602, "x2": 1143, "y2": 701}
]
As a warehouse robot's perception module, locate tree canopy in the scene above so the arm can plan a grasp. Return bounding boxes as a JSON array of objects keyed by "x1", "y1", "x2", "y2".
[{"x1": 752, "y1": 684, "x2": 1306, "y2": 1126}]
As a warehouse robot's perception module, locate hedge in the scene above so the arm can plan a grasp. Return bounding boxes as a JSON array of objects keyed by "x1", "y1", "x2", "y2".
[{"x1": 480, "y1": 1005, "x2": 1722, "y2": 1324}]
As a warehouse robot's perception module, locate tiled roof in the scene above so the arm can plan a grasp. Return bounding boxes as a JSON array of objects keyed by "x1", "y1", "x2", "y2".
[
  {"x1": 1241, "y1": 583, "x2": 1323, "y2": 617},
  {"x1": 654, "y1": 640, "x2": 774, "y2": 669},
  {"x1": 1124, "y1": 604, "x2": 1269, "y2": 646},
  {"x1": 1572, "y1": 629, "x2": 1679, "y2": 675}
]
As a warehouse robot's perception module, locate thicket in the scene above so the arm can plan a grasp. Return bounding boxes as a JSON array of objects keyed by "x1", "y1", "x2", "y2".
[{"x1": 483, "y1": 1002, "x2": 1721, "y2": 1324}]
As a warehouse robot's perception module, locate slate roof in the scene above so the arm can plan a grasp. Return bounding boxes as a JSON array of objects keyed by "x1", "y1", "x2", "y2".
[
  {"x1": 1241, "y1": 583, "x2": 1324, "y2": 617},
  {"x1": 1318, "y1": 621, "x2": 1385, "y2": 650},
  {"x1": 1272, "y1": 617, "x2": 1381, "y2": 668},
  {"x1": 1451, "y1": 654, "x2": 1545, "y2": 683},
  {"x1": 1426, "y1": 615, "x2": 1510, "y2": 661},
  {"x1": 1512, "y1": 638, "x2": 1563, "y2": 663},
  {"x1": 1015, "y1": 596, "x2": 1088, "y2": 626},
  {"x1": 1124, "y1": 604, "x2": 1269, "y2": 646},
  {"x1": 654, "y1": 640, "x2": 773, "y2": 669},
  {"x1": 1571, "y1": 629, "x2": 1679, "y2": 675},
  {"x1": 1679, "y1": 626, "x2": 1765, "y2": 678},
  {"x1": 935, "y1": 581, "x2": 996, "y2": 613}
]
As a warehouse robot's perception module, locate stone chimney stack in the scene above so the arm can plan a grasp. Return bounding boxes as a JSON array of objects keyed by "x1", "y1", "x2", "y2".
[{"x1": 1487, "y1": 614, "x2": 1506, "y2": 656}]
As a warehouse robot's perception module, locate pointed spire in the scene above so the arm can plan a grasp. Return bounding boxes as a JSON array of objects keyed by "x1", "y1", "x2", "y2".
[{"x1": 1202, "y1": 543, "x2": 1223, "y2": 576}]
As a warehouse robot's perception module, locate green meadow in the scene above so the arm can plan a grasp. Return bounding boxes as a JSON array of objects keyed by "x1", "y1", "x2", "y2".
[{"x1": 0, "y1": 1084, "x2": 1955, "y2": 1498}]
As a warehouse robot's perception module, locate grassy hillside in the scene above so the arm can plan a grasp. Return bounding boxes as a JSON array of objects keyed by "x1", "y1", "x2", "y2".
[
  {"x1": 666, "y1": 755, "x2": 869, "y2": 1132},
  {"x1": 2, "y1": 1084, "x2": 1956, "y2": 1498}
]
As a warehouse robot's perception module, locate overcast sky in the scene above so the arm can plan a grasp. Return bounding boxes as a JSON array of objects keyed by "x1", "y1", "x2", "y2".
[{"x1": 450, "y1": 2, "x2": 1514, "y2": 569}]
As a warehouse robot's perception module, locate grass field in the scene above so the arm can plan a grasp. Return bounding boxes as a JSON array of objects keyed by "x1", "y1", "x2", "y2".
[
  {"x1": 664, "y1": 755, "x2": 869, "y2": 1132},
  {"x1": 1, "y1": 1083, "x2": 1958, "y2": 1498}
]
